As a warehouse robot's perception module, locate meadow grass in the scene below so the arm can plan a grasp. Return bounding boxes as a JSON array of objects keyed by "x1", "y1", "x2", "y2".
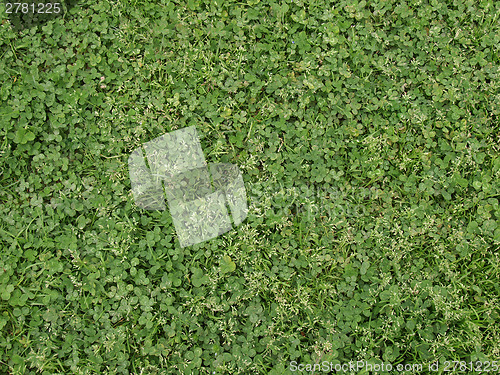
[{"x1": 0, "y1": 0, "x2": 499, "y2": 373}]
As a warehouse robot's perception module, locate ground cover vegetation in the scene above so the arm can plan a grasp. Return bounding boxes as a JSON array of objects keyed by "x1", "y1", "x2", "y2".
[{"x1": 0, "y1": 0, "x2": 499, "y2": 373}]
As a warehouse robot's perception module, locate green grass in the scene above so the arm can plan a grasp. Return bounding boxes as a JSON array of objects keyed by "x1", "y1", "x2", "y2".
[{"x1": 0, "y1": 0, "x2": 499, "y2": 373}]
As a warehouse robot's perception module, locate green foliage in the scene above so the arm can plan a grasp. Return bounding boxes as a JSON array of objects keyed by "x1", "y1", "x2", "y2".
[{"x1": 0, "y1": 0, "x2": 499, "y2": 373}]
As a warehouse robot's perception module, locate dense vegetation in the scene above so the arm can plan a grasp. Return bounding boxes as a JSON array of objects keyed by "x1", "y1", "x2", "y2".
[{"x1": 1, "y1": 0, "x2": 499, "y2": 373}]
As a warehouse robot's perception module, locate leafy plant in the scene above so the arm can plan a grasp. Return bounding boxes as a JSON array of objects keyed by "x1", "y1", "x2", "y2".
[{"x1": 0, "y1": 0, "x2": 499, "y2": 373}]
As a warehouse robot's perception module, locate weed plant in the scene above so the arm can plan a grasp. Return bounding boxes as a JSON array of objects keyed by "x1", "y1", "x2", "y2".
[{"x1": 0, "y1": 0, "x2": 499, "y2": 373}]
